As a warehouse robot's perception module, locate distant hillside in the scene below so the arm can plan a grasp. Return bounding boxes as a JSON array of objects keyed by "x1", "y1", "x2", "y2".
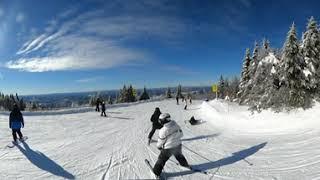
[{"x1": 21, "y1": 86, "x2": 211, "y2": 109}]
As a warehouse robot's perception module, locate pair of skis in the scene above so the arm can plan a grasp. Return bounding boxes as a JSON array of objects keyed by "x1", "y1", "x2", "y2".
[
  {"x1": 144, "y1": 159, "x2": 164, "y2": 180},
  {"x1": 144, "y1": 158, "x2": 214, "y2": 179},
  {"x1": 6, "y1": 136, "x2": 28, "y2": 148}
]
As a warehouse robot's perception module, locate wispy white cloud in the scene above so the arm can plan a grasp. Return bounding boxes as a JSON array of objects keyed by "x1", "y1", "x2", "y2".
[
  {"x1": 8, "y1": 36, "x2": 147, "y2": 72},
  {"x1": 76, "y1": 76, "x2": 103, "y2": 83},
  {"x1": 58, "y1": 7, "x2": 78, "y2": 19},
  {"x1": 82, "y1": 16, "x2": 186, "y2": 41},
  {"x1": 162, "y1": 65, "x2": 199, "y2": 75},
  {"x1": 16, "y1": 13, "x2": 25, "y2": 23},
  {"x1": 8, "y1": 7, "x2": 188, "y2": 72},
  {"x1": 17, "y1": 34, "x2": 47, "y2": 54}
]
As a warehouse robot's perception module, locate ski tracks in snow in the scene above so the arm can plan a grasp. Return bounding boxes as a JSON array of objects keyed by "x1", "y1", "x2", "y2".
[{"x1": 101, "y1": 155, "x2": 113, "y2": 180}]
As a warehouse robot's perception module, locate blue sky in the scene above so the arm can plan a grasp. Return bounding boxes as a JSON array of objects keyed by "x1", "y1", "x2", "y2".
[{"x1": 1, "y1": 0, "x2": 320, "y2": 95}]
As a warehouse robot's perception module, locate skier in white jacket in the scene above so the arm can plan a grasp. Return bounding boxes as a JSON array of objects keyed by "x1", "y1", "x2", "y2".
[{"x1": 153, "y1": 113, "x2": 190, "y2": 177}]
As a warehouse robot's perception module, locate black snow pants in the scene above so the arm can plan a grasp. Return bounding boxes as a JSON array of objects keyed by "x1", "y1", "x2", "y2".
[
  {"x1": 12, "y1": 129, "x2": 23, "y2": 142},
  {"x1": 153, "y1": 144, "x2": 189, "y2": 176},
  {"x1": 95, "y1": 106, "x2": 100, "y2": 112},
  {"x1": 148, "y1": 125, "x2": 162, "y2": 139},
  {"x1": 101, "y1": 110, "x2": 106, "y2": 117}
]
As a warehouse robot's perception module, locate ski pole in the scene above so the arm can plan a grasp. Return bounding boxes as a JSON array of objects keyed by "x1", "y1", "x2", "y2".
[
  {"x1": 243, "y1": 158, "x2": 253, "y2": 166},
  {"x1": 182, "y1": 144, "x2": 214, "y2": 162}
]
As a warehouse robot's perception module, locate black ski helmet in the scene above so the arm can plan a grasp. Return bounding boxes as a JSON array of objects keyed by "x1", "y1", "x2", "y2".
[{"x1": 158, "y1": 113, "x2": 171, "y2": 125}]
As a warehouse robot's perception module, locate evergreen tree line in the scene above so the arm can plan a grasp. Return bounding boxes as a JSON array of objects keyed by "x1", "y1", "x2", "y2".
[
  {"x1": 89, "y1": 94, "x2": 114, "y2": 106},
  {"x1": 166, "y1": 84, "x2": 215, "y2": 100},
  {"x1": 90, "y1": 85, "x2": 151, "y2": 106},
  {"x1": 165, "y1": 85, "x2": 186, "y2": 99},
  {"x1": 218, "y1": 75, "x2": 240, "y2": 100},
  {"x1": 239, "y1": 17, "x2": 320, "y2": 111},
  {"x1": 117, "y1": 85, "x2": 151, "y2": 103},
  {"x1": 0, "y1": 93, "x2": 26, "y2": 111},
  {"x1": 117, "y1": 85, "x2": 137, "y2": 103}
]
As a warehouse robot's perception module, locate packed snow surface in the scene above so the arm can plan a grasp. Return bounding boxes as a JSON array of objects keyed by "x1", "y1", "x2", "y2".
[{"x1": 1, "y1": 99, "x2": 320, "y2": 179}]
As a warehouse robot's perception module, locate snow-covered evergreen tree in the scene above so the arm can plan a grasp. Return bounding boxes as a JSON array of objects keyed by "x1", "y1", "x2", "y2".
[
  {"x1": 279, "y1": 23, "x2": 311, "y2": 109},
  {"x1": 238, "y1": 48, "x2": 251, "y2": 103},
  {"x1": 139, "y1": 86, "x2": 150, "y2": 101},
  {"x1": 118, "y1": 85, "x2": 127, "y2": 103},
  {"x1": 176, "y1": 84, "x2": 182, "y2": 98},
  {"x1": 166, "y1": 87, "x2": 172, "y2": 98},
  {"x1": 224, "y1": 78, "x2": 230, "y2": 97},
  {"x1": 263, "y1": 38, "x2": 270, "y2": 50},
  {"x1": 218, "y1": 75, "x2": 225, "y2": 98},
  {"x1": 127, "y1": 85, "x2": 136, "y2": 102},
  {"x1": 302, "y1": 16, "x2": 320, "y2": 93},
  {"x1": 249, "y1": 42, "x2": 259, "y2": 78},
  {"x1": 249, "y1": 52, "x2": 280, "y2": 110},
  {"x1": 259, "y1": 38, "x2": 271, "y2": 59},
  {"x1": 108, "y1": 96, "x2": 113, "y2": 104},
  {"x1": 230, "y1": 76, "x2": 240, "y2": 100}
]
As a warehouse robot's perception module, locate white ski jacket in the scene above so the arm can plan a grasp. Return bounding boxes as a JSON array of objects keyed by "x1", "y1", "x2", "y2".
[{"x1": 157, "y1": 120, "x2": 183, "y2": 149}]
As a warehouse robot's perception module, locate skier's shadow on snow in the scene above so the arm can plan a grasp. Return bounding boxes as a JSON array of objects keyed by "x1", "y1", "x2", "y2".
[
  {"x1": 165, "y1": 142, "x2": 267, "y2": 178},
  {"x1": 17, "y1": 141, "x2": 75, "y2": 179},
  {"x1": 181, "y1": 134, "x2": 219, "y2": 142}
]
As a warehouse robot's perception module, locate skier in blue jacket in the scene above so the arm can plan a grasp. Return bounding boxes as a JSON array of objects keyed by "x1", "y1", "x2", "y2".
[{"x1": 9, "y1": 104, "x2": 24, "y2": 143}]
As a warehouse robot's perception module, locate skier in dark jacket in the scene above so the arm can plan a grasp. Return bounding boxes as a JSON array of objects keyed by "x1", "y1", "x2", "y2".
[
  {"x1": 95, "y1": 98, "x2": 101, "y2": 112},
  {"x1": 9, "y1": 104, "x2": 24, "y2": 143},
  {"x1": 101, "y1": 101, "x2": 107, "y2": 117},
  {"x1": 189, "y1": 116, "x2": 200, "y2": 125},
  {"x1": 184, "y1": 98, "x2": 188, "y2": 110},
  {"x1": 148, "y1": 107, "x2": 163, "y2": 145}
]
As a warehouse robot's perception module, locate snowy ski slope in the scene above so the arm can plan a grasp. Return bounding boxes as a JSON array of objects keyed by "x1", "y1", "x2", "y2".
[{"x1": 1, "y1": 99, "x2": 320, "y2": 179}]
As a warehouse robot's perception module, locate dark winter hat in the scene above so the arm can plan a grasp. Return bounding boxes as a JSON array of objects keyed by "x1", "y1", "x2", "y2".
[{"x1": 12, "y1": 103, "x2": 19, "y2": 111}]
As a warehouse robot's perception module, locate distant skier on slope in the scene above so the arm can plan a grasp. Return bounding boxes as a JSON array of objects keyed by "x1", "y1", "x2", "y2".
[
  {"x1": 95, "y1": 98, "x2": 101, "y2": 112},
  {"x1": 184, "y1": 98, "x2": 188, "y2": 110},
  {"x1": 148, "y1": 107, "x2": 162, "y2": 145},
  {"x1": 101, "y1": 101, "x2": 107, "y2": 117},
  {"x1": 152, "y1": 113, "x2": 190, "y2": 177},
  {"x1": 9, "y1": 104, "x2": 25, "y2": 143},
  {"x1": 189, "y1": 116, "x2": 200, "y2": 125},
  {"x1": 176, "y1": 96, "x2": 179, "y2": 105}
]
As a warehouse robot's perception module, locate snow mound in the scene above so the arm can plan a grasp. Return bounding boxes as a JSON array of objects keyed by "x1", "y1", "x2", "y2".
[{"x1": 201, "y1": 99, "x2": 320, "y2": 134}]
